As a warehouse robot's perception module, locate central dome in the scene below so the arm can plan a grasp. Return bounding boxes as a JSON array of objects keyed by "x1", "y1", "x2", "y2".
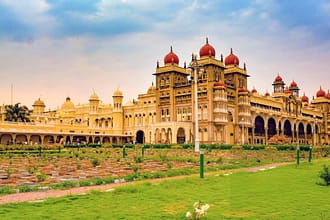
[
  {"x1": 164, "y1": 46, "x2": 179, "y2": 65},
  {"x1": 199, "y1": 38, "x2": 216, "y2": 57},
  {"x1": 33, "y1": 98, "x2": 45, "y2": 107},
  {"x1": 61, "y1": 97, "x2": 75, "y2": 111}
]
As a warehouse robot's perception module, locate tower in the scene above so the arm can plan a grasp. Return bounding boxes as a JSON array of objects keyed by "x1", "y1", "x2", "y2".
[{"x1": 112, "y1": 89, "x2": 124, "y2": 133}]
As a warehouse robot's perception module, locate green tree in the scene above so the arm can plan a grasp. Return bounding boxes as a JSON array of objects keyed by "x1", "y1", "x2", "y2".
[{"x1": 5, "y1": 103, "x2": 30, "y2": 122}]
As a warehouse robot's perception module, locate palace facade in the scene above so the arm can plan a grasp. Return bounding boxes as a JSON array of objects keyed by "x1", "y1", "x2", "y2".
[{"x1": 1, "y1": 39, "x2": 329, "y2": 146}]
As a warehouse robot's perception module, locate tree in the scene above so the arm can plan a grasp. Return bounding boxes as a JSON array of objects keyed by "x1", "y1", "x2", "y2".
[{"x1": 5, "y1": 103, "x2": 31, "y2": 122}]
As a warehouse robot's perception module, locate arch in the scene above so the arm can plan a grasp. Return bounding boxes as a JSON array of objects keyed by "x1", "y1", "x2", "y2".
[
  {"x1": 167, "y1": 128, "x2": 172, "y2": 144},
  {"x1": 177, "y1": 127, "x2": 186, "y2": 144},
  {"x1": 161, "y1": 128, "x2": 166, "y2": 143},
  {"x1": 283, "y1": 120, "x2": 292, "y2": 136},
  {"x1": 44, "y1": 135, "x2": 55, "y2": 144},
  {"x1": 1, "y1": 134, "x2": 13, "y2": 145},
  {"x1": 64, "y1": 136, "x2": 71, "y2": 144},
  {"x1": 102, "y1": 137, "x2": 110, "y2": 144},
  {"x1": 16, "y1": 134, "x2": 28, "y2": 144},
  {"x1": 73, "y1": 136, "x2": 86, "y2": 144},
  {"x1": 306, "y1": 124, "x2": 312, "y2": 135},
  {"x1": 298, "y1": 123, "x2": 304, "y2": 136},
  {"x1": 31, "y1": 135, "x2": 42, "y2": 145},
  {"x1": 267, "y1": 118, "x2": 276, "y2": 137},
  {"x1": 95, "y1": 136, "x2": 101, "y2": 144},
  {"x1": 136, "y1": 130, "x2": 145, "y2": 144},
  {"x1": 57, "y1": 135, "x2": 64, "y2": 144},
  {"x1": 254, "y1": 116, "x2": 265, "y2": 136},
  {"x1": 88, "y1": 136, "x2": 93, "y2": 144}
]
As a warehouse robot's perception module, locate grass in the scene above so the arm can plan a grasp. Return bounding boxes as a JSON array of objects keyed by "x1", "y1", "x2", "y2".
[{"x1": 0, "y1": 159, "x2": 329, "y2": 219}]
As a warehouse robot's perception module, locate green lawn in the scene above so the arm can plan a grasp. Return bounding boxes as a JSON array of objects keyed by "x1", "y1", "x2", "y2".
[{"x1": 0, "y1": 160, "x2": 329, "y2": 219}]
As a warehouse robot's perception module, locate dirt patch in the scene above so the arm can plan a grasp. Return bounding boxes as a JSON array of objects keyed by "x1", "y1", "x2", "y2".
[{"x1": 0, "y1": 162, "x2": 293, "y2": 205}]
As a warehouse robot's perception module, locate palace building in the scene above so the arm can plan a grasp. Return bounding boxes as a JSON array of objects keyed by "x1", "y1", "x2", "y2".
[{"x1": 0, "y1": 38, "x2": 329, "y2": 146}]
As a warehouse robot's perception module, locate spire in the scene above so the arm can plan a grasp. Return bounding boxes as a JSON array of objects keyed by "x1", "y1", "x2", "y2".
[
  {"x1": 206, "y1": 37, "x2": 209, "y2": 44},
  {"x1": 220, "y1": 54, "x2": 223, "y2": 62},
  {"x1": 184, "y1": 61, "x2": 186, "y2": 68},
  {"x1": 244, "y1": 62, "x2": 246, "y2": 70},
  {"x1": 157, "y1": 60, "x2": 159, "y2": 68},
  {"x1": 230, "y1": 48, "x2": 233, "y2": 54},
  {"x1": 170, "y1": 46, "x2": 173, "y2": 53}
]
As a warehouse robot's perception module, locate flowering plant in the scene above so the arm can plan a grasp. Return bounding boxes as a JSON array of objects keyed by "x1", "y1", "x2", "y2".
[{"x1": 186, "y1": 201, "x2": 210, "y2": 219}]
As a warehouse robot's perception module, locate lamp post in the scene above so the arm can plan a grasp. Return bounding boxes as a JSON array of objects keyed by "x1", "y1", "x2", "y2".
[
  {"x1": 241, "y1": 117, "x2": 244, "y2": 145},
  {"x1": 189, "y1": 54, "x2": 203, "y2": 152}
]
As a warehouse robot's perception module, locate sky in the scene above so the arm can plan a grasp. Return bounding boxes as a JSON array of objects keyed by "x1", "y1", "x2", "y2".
[{"x1": 0, "y1": 0, "x2": 329, "y2": 109}]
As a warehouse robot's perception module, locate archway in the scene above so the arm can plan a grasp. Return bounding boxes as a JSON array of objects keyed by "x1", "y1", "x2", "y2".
[
  {"x1": 31, "y1": 135, "x2": 42, "y2": 145},
  {"x1": 103, "y1": 137, "x2": 110, "y2": 144},
  {"x1": 167, "y1": 128, "x2": 172, "y2": 144},
  {"x1": 44, "y1": 135, "x2": 55, "y2": 144},
  {"x1": 283, "y1": 120, "x2": 292, "y2": 137},
  {"x1": 136, "y1": 130, "x2": 144, "y2": 144},
  {"x1": 95, "y1": 136, "x2": 101, "y2": 144},
  {"x1": 1, "y1": 134, "x2": 13, "y2": 145},
  {"x1": 254, "y1": 116, "x2": 265, "y2": 136},
  {"x1": 73, "y1": 136, "x2": 86, "y2": 144},
  {"x1": 177, "y1": 127, "x2": 186, "y2": 144},
  {"x1": 16, "y1": 134, "x2": 27, "y2": 144},
  {"x1": 267, "y1": 118, "x2": 276, "y2": 138}
]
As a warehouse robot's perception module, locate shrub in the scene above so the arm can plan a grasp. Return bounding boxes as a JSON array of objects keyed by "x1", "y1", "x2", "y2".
[
  {"x1": 0, "y1": 186, "x2": 16, "y2": 195},
  {"x1": 134, "y1": 156, "x2": 143, "y2": 163},
  {"x1": 276, "y1": 145, "x2": 296, "y2": 151},
  {"x1": 36, "y1": 172, "x2": 47, "y2": 182},
  {"x1": 91, "y1": 158, "x2": 101, "y2": 167},
  {"x1": 318, "y1": 165, "x2": 330, "y2": 186}
]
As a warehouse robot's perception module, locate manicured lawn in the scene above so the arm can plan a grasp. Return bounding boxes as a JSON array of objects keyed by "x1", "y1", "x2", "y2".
[{"x1": 0, "y1": 160, "x2": 329, "y2": 219}]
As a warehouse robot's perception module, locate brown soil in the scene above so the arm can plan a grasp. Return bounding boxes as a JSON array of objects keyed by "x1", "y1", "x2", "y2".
[{"x1": 0, "y1": 162, "x2": 292, "y2": 205}]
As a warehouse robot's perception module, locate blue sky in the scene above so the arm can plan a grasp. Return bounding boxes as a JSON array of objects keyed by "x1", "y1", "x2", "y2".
[{"x1": 0, "y1": 0, "x2": 329, "y2": 109}]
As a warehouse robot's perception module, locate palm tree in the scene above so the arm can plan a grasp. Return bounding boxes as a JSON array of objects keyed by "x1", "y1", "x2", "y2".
[{"x1": 5, "y1": 103, "x2": 31, "y2": 122}]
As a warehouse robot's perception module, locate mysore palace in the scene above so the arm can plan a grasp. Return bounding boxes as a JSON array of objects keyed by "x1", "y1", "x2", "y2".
[{"x1": 0, "y1": 38, "x2": 329, "y2": 146}]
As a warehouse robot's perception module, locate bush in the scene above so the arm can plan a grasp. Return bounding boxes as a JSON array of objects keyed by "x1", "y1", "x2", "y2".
[
  {"x1": 276, "y1": 145, "x2": 296, "y2": 151},
  {"x1": 0, "y1": 186, "x2": 16, "y2": 195},
  {"x1": 318, "y1": 165, "x2": 330, "y2": 186},
  {"x1": 91, "y1": 158, "x2": 101, "y2": 167}
]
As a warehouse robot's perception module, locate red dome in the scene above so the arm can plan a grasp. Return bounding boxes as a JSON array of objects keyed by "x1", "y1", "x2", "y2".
[
  {"x1": 251, "y1": 88, "x2": 257, "y2": 93},
  {"x1": 316, "y1": 87, "x2": 325, "y2": 97},
  {"x1": 275, "y1": 74, "x2": 283, "y2": 81},
  {"x1": 290, "y1": 80, "x2": 297, "y2": 87},
  {"x1": 225, "y1": 48, "x2": 239, "y2": 66},
  {"x1": 214, "y1": 82, "x2": 226, "y2": 87},
  {"x1": 199, "y1": 38, "x2": 216, "y2": 57},
  {"x1": 164, "y1": 46, "x2": 179, "y2": 65},
  {"x1": 265, "y1": 91, "x2": 270, "y2": 96},
  {"x1": 301, "y1": 93, "x2": 309, "y2": 102},
  {"x1": 326, "y1": 91, "x2": 330, "y2": 99}
]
